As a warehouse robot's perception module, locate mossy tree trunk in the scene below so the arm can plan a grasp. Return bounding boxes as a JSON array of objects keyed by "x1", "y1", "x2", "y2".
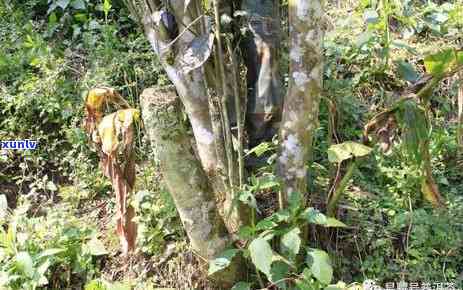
[
  {"x1": 140, "y1": 87, "x2": 241, "y2": 286},
  {"x1": 125, "y1": 0, "x2": 248, "y2": 232},
  {"x1": 277, "y1": 0, "x2": 325, "y2": 204}
]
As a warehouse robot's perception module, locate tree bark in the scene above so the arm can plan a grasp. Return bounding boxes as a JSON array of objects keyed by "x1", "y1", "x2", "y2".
[
  {"x1": 277, "y1": 0, "x2": 325, "y2": 203},
  {"x1": 140, "y1": 87, "x2": 243, "y2": 285},
  {"x1": 141, "y1": 87, "x2": 230, "y2": 258},
  {"x1": 127, "y1": 0, "x2": 249, "y2": 232}
]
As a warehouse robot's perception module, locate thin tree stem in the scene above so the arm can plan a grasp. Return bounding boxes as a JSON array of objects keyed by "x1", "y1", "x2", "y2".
[
  {"x1": 213, "y1": 0, "x2": 236, "y2": 214},
  {"x1": 327, "y1": 161, "x2": 356, "y2": 217}
]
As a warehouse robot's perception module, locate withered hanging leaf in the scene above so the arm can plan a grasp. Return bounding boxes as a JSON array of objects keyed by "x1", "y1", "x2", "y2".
[
  {"x1": 117, "y1": 108, "x2": 140, "y2": 129},
  {"x1": 86, "y1": 87, "x2": 114, "y2": 111},
  {"x1": 97, "y1": 113, "x2": 118, "y2": 155},
  {"x1": 84, "y1": 88, "x2": 138, "y2": 256},
  {"x1": 421, "y1": 177, "x2": 444, "y2": 208},
  {"x1": 178, "y1": 33, "x2": 215, "y2": 74},
  {"x1": 395, "y1": 100, "x2": 428, "y2": 165}
]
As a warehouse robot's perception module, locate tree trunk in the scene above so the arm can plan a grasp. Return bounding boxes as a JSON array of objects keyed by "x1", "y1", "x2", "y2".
[
  {"x1": 140, "y1": 87, "x2": 242, "y2": 285},
  {"x1": 127, "y1": 0, "x2": 249, "y2": 231},
  {"x1": 277, "y1": 0, "x2": 325, "y2": 203}
]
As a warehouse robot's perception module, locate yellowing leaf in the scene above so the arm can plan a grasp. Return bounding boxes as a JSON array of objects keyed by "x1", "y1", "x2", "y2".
[
  {"x1": 421, "y1": 178, "x2": 443, "y2": 208},
  {"x1": 328, "y1": 142, "x2": 372, "y2": 163},
  {"x1": 98, "y1": 113, "x2": 118, "y2": 155},
  {"x1": 424, "y1": 49, "x2": 461, "y2": 77},
  {"x1": 117, "y1": 109, "x2": 140, "y2": 129},
  {"x1": 86, "y1": 88, "x2": 111, "y2": 111}
]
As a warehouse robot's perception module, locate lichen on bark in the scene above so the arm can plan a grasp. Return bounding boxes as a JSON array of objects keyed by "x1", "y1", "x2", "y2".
[{"x1": 277, "y1": 0, "x2": 325, "y2": 203}]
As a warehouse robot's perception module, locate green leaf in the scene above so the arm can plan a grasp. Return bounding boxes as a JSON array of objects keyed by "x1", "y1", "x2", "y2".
[
  {"x1": 302, "y1": 208, "x2": 327, "y2": 225},
  {"x1": 295, "y1": 278, "x2": 312, "y2": 290},
  {"x1": 103, "y1": 0, "x2": 112, "y2": 16},
  {"x1": 302, "y1": 208, "x2": 347, "y2": 227},
  {"x1": 246, "y1": 142, "x2": 273, "y2": 157},
  {"x1": 231, "y1": 282, "x2": 252, "y2": 290},
  {"x1": 395, "y1": 100, "x2": 428, "y2": 164},
  {"x1": 269, "y1": 261, "x2": 290, "y2": 286},
  {"x1": 71, "y1": 0, "x2": 86, "y2": 9},
  {"x1": 256, "y1": 219, "x2": 278, "y2": 231},
  {"x1": 37, "y1": 248, "x2": 65, "y2": 260},
  {"x1": 256, "y1": 176, "x2": 280, "y2": 190},
  {"x1": 84, "y1": 280, "x2": 107, "y2": 290},
  {"x1": 85, "y1": 237, "x2": 108, "y2": 256},
  {"x1": 396, "y1": 60, "x2": 420, "y2": 82},
  {"x1": 249, "y1": 238, "x2": 274, "y2": 277},
  {"x1": 281, "y1": 227, "x2": 301, "y2": 260},
  {"x1": 306, "y1": 249, "x2": 333, "y2": 285},
  {"x1": 424, "y1": 49, "x2": 455, "y2": 76},
  {"x1": 328, "y1": 142, "x2": 372, "y2": 163},
  {"x1": 15, "y1": 251, "x2": 34, "y2": 278},
  {"x1": 325, "y1": 218, "x2": 347, "y2": 228},
  {"x1": 57, "y1": 0, "x2": 71, "y2": 9},
  {"x1": 208, "y1": 249, "x2": 239, "y2": 275}
]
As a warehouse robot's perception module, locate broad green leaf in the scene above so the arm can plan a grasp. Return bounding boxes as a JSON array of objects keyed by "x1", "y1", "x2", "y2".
[
  {"x1": 57, "y1": 0, "x2": 71, "y2": 9},
  {"x1": 15, "y1": 251, "x2": 34, "y2": 278},
  {"x1": 396, "y1": 60, "x2": 420, "y2": 82},
  {"x1": 302, "y1": 208, "x2": 346, "y2": 227},
  {"x1": 269, "y1": 261, "x2": 290, "y2": 286},
  {"x1": 238, "y1": 226, "x2": 255, "y2": 239},
  {"x1": 306, "y1": 249, "x2": 333, "y2": 285},
  {"x1": 424, "y1": 49, "x2": 455, "y2": 76},
  {"x1": 208, "y1": 249, "x2": 239, "y2": 275},
  {"x1": 85, "y1": 237, "x2": 108, "y2": 256},
  {"x1": 281, "y1": 227, "x2": 301, "y2": 260},
  {"x1": 295, "y1": 278, "x2": 312, "y2": 290},
  {"x1": 256, "y1": 219, "x2": 278, "y2": 231},
  {"x1": 302, "y1": 208, "x2": 327, "y2": 225},
  {"x1": 328, "y1": 142, "x2": 372, "y2": 163},
  {"x1": 231, "y1": 282, "x2": 252, "y2": 290},
  {"x1": 249, "y1": 238, "x2": 274, "y2": 277},
  {"x1": 71, "y1": 0, "x2": 86, "y2": 9}
]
